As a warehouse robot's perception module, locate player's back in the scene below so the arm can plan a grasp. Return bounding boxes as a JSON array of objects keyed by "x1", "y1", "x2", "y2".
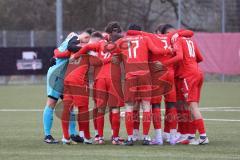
[
  {"x1": 92, "y1": 40, "x2": 121, "y2": 80},
  {"x1": 176, "y1": 37, "x2": 203, "y2": 77},
  {"x1": 117, "y1": 35, "x2": 150, "y2": 77}
]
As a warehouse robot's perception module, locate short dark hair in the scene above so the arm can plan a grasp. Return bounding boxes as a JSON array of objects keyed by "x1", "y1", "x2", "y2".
[
  {"x1": 128, "y1": 23, "x2": 142, "y2": 31},
  {"x1": 105, "y1": 21, "x2": 122, "y2": 34},
  {"x1": 155, "y1": 24, "x2": 174, "y2": 34},
  {"x1": 85, "y1": 28, "x2": 96, "y2": 35},
  {"x1": 91, "y1": 31, "x2": 103, "y2": 39}
]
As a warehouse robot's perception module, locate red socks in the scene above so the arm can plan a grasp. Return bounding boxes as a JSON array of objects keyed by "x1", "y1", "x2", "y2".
[
  {"x1": 112, "y1": 112, "x2": 120, "y2": 138},
  {"x1": 133, "y1": 110, "x2": 140, "y2": 130},
  {"x1": 166, "y1": 108, "x2": 177, "y2": 130},
  {"x1": 97, "y1": 111, "x2": 105, "y2": 137},
  {"x1": 194, "y1": 119, "x2": 206, "y2": 135},
  {"x1": 78, "y1": 106, "x2": 90, "y2": 139},
  {"x1": 142, "y1": 112, "x2": 151, "y2": 135},
  {"x1": 125, "y1": 112, "x2": 134, "y2": 136},
  {"x1": 61, "y1": 100, "x2": 72, "y2": 139},
  {"x1": 93, "y1": 107, "x2": 98, "y2": 132},
  {"x1": 152, "y1": 108, "x2": 161, "y2": 129}
]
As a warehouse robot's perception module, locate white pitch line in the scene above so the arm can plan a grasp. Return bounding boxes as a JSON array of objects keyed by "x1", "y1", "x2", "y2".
[
  {"x1": 0, "y1": 109, "x2": 43, "y2": 112},
  {"x1": 204, "y1": 119, "x2": 240, "y2": 122}
]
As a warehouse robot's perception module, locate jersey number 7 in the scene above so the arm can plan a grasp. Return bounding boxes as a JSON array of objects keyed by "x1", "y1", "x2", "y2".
[{"x1": 128, "y1": 40, "x2": 139, "y2": 59}]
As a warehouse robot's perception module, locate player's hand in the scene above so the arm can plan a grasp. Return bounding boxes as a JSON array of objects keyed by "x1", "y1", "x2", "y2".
[
  {"x1": 69, "y1": 55, "x2": 76, "y2": 63},
  {"x1": 171, "y1": 33, "x2": 179, "y2": 44},
  {"x1": 88, "y1": 51, "x2": 98, "y2": 57},
  {"x1": 111, "y1": 55, "x2": 120, "y2": 64},
  {"x1": 49, "y1": 57, "x2": 56, "y2": 67},
  {"x1": 67, "y1": 36, "x2": 81, "y2": 53}
]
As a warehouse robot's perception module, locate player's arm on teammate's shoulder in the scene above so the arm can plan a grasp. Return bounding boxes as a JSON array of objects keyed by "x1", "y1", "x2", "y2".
[
  {"x1": 127, "y1": 30, "x2": 152, "y2": 37},
  {"x1": 110, "y1": 39, "x2": 122, "y2": 64},
  {"x1": 194, "y1": 41, "x2": 204, "y2": 63},
  {"x1": 162, "y1": 38, "x2": 184, "y2": 66},
  {"x1": 73, "y1": 42, "x2": 100, "y2": 59},
  {"x1": 169, "y1": 29, "x2": 194, "y2": 44},
  {"x1": 145, "y1": 36, "x2": 170, "y2": 55},
  {"x1": 54, "y1": 49, "x2": 71, "y2": 58}
]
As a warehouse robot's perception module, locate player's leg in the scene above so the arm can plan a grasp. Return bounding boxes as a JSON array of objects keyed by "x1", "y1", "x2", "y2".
[
  {"x1": 141, "y1": 100, "x2": 152, "y2": 145},
  {"x1": 188, "y1": 73, "x2": 208, "y2": 145},
  {"x1": 107, "y1": 78, "x2": 125, "y2": 144},
  {"x1": 93, "y1": 105, "x2": 99, "y2": 141},
  {"x1": 43, "y1": 97, "x2": 59, "y2": 143},
  {"x1": 151, "y1": 103, "x2": 163, "y2": 145},
  {"x1": 94, "y1": 79, "x2": 108, "y2": 144},
  {"x1": 124, "y1": 103, "x2": 134, "y2": 145},
  {"x1": 111, "y1": 107, "x2": 121, "y2": 144},
  {"x1": 123, "y1": 77, "x2": 138, "y2": 146},
  {"x1": 133, "y1": 101, "x2": 141, "y2": 141},
  {"x1": 61, "y1": 94, "x2": 76, "y2": 144}
]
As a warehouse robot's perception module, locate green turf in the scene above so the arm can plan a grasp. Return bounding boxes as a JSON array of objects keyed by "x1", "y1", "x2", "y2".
[{"x1": 0, "y1": 82, "x2": 240, "y2": 160}]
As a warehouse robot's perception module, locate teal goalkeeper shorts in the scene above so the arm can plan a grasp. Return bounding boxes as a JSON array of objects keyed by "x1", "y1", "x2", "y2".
[{"x1": 46, "y1": 58, "x2": 69, "y2": 100}]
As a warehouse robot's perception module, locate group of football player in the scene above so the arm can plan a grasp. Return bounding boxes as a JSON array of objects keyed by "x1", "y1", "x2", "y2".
[{"x1": 42, "y1": 21, "x2": 209, "y2": 146}]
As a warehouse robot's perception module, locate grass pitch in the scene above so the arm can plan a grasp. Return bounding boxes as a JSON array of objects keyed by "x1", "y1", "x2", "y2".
[{"x1": 0, "y1": 82, "x2": 240, "y2": 160}]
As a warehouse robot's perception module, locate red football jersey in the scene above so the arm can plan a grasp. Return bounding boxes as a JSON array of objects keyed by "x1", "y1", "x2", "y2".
[
  {"x1": 115, "y1": 33, "x2": 166, "y2": 79},
  {"x1": 64, "y1": 55, "x2": 89, "y2": 84},
  {"x1": 127, "y1": 30, "x2": 194, "y2": 68},
  {"x1": 174, "y1": 37, "x2": 203, "y2": 78},
  {"x1": 74, "y1": 40, "x2": 121, "y2": 80}
]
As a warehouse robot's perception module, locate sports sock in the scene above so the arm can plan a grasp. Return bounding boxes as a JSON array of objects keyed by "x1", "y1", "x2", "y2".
[
  {"x1": 167, "y1": 108, "x2": 178, "y2": 130},
  {"x1": 97, "y1": 111, "x2": 105, "y2": 137},
  {"x1": 194, "y1": 119, "x2": 206, "y2": 135},
  {"x1": 43, "y1": 106, "x2": 54, "y2": 136},
  {"x1": 61, "y1": 106, "x2": 71, "y2": 140},
  {"x1": 69, "y1": 110, "x2": 77, "y2": 135},
  {"x1": 133, "y1": 110, "x2": 140, "y2": 130},
  {"x1": 125, "y1": 112, "x2": 134, "y2": 136},
  {"x1": 142, "y1": 112, "x2": 151, "y2": 136},
  {"x1": 78, "y1": 106, "x2": 90, "y2": 139},
  {"x1": 112, "y1": 112, "x2": 120, "y2": 138},
  {"x1": 164, "y1": 107, "x2": 170, "y2": 133},
  {"x1": 93, "y1": 107, "x2": 98, "y2": 133},
  {"x1": 152, "y1": 107, "x2": 161, "y2": 129}
]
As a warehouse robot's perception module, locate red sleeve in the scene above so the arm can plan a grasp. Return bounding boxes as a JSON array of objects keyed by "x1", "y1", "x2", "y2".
[
  {"x1": 194, "y1": 42, "x2": 203, "y2": 63},
  {"x1": 127, "y1": 30, "x2": 152, "y2": 37},
  {"x1": 163, "y1": 38, "x2": 183, "y2": 66},
  {"x1": 54, "y1": 49, "x2": 71, "y2": 58},
  {"x1": 74, "y1": 42, "x2": 100, "y2": 59},
  {"x1": 145, "y1": 36, "x2": 170, "y2": 55},
  {"x1": 178, "y1": 29, "x2": 194, "y2": 38}
]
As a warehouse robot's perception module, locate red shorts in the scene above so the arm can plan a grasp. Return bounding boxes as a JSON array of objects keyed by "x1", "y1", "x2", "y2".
[
  {"x1": 151, "y1": 68, "x2": 176, "y2": 104},
  {"x1": 94, "y1": 78, "x2": 124, "y2": 108},
  {"x1": 63, "y1": 80, "x2": 89, "y2": 106},
  {"x1": 175, "y1": 72, "x2": 203, "y2": 102},
  {"x1": 124, "y1": 73, "x2": 152, "y2": 103}
]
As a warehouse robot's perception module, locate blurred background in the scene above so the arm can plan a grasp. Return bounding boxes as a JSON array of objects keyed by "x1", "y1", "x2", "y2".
[{"x1": 0, "y1": 0, "x2": 239, "y2": 84}]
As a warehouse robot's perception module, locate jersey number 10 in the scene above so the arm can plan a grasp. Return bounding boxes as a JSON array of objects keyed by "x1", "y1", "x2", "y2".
[{"x1": 186, "y1": 40, "x2": 196, "y2": 58}]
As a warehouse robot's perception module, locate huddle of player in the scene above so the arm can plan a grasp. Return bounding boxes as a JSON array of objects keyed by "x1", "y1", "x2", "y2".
[{"x1": 42, "y1": 21, "x2": 209, "y2": 146}]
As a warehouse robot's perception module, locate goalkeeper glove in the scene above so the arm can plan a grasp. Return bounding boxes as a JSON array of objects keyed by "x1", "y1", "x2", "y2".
[{"x1": 67, "y1": 36, "x2": 81, "y2": 53}]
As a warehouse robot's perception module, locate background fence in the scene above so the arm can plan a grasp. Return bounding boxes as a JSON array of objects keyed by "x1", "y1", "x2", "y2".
[{"x1": 0, "y1": 0, "x2": 239, "y2": 83}]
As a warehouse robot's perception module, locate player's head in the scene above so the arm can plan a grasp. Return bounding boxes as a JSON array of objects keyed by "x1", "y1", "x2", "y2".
[
  {"x1": 85, "y1": 28, "x2": 96, "y2": 35},
  {"x1": 78, "y1": 28, "x2": 95, "y2": 43},
  {"x1": 105, "y1": 21, "x2": 122, "y2": 34},
  {"x1": 155, "y1": 24, "x2": 175, "y2": 34},
  {"x1": 128, "y1": 23, "x2": 142, "y2": 31},
  {"x1": 105, "y1": 21, "x2": 123, "y2": 42},
  {"x1": 89, "y1": 31, "x2": 104, "y2": 43}
]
